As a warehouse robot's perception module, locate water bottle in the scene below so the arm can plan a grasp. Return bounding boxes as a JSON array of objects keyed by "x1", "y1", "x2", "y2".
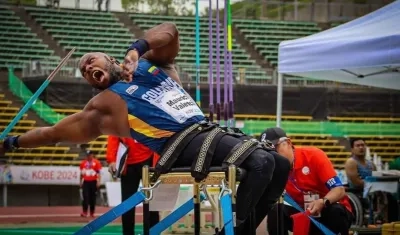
[{"x1": 384, "y1": 162, "x2": 389, "y2": 171}]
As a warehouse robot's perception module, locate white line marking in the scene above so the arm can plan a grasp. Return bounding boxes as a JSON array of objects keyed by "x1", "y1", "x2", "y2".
[
  {"x1": 0, "y1": 213, "x2": 143, "y2": 218},
  {"x1": 0, "y1": 230, "x2": 120, "y2": 235}
]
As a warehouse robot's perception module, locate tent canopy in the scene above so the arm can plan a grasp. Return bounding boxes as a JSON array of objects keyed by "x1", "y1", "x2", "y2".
[{"x1": 278, "y1": 0, "x2": 400, "y2": 90}]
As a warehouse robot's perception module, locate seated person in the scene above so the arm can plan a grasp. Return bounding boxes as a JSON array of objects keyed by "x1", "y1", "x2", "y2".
[
  {"x1": 344, "y1": 138, "x2": 375, "y2": 190},
  {"x1": 261, "y1": 127, "x2": 353, "y2": 235},
  {"x1": 345, "y1": 138, "x2": 398, "y2": 224}
]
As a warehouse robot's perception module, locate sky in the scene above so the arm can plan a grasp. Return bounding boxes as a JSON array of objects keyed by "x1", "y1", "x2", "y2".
[{"x1": 37, "y1": 0, "x2": 241, "y2": 14}]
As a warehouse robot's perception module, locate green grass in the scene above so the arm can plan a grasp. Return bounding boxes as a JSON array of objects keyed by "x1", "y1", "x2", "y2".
[{"x1": 0, "y1": 224, "x2": 141, "y2": 235}]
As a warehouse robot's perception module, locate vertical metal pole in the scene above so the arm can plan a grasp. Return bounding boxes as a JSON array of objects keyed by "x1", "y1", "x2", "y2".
[
  {"x1": 223, "y1": 0, "x2": 229, "y2": 127},
  {"x1": 3, "y1": 185, "x2": 7, "y2": 207},
  {"x1": 227, "y1": 0, "x2": 234, "y2": 127},
  {"x1": 216, "y1": 0, "x2": 221, "y2": 125},
  {"x1": 193, "y1": 183, "x2": 201, "y2": 235},
  {"x1": 208, "y1": 0, "x2": 214, "y2": 122},
  {"x1": 276, "y1": 73, "x2": 283, "y2": 127},
  {"x1": 228, "y1": 165, "x2": 237, "y2": 228},
  {"x1": 142, "y1": 165, "x2": 150, "y2": 235},
  {"x1": 195, "y1": 0, "x2": 201, "y2": 108},
  {"x1": 278, "y1": 196, "x2": 285, "y2": 235}
]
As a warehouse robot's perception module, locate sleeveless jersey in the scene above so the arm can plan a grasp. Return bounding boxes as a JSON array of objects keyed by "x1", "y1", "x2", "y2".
[
  {"x1": 108, "y1": 60, "x2": 205, "y2": 154},
  {"x1": 348, "y1": 156, "x2": 373, "y2": 188}
]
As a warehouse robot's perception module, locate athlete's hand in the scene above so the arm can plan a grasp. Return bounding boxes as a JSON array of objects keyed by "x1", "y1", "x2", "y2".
[
  {"x1": 108, "y1": 162, "x2": 116, "y2": 174},
  {"x1": 121, "y1": 49, "x2": 139, "y2": 81},
  {"x1": 307, "y1": 199, "x2": 324, "y2": 216}
]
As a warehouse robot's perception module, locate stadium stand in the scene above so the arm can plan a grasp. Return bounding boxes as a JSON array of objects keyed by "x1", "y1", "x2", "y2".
[
  {"x1": 130, "y1": 14, "x2": 272, "y2": 82},
  {"x1": 233, "y1": 19, "x2": 321, "y2": 67},
  {"x1": 289, "y1": 134, "x2": 349, "y2": 168},
  {"x1": 328, "y1": 116, "x2": 400, "y2": 123},
  {"x1": 0, "y1": 92, "x2": 79, "y2": 165},
  {"x1": 234, "y1": 114, "x2": 312, "y2": 121},
  {"x1": 24, "y1": 6, "x2": 133, "y2": 60},
  {"x1": 0, "y1": 4, "x2": 59, "y2": 69}
]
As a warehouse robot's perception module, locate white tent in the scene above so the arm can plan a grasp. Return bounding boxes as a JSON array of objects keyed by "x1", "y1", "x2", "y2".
[{"x1": 275, "y1": 0, "x2": 400, "y2": 126}]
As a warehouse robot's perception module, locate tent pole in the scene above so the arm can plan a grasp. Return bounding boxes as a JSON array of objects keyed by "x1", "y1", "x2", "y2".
[{"x1": 276, "y1": 73, "x2": 283, "y2": 127}]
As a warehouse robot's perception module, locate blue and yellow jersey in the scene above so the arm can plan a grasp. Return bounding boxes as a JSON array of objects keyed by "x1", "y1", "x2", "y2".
[{"x1": 108, "y1": 60, "x2": 205, "y2": 154}]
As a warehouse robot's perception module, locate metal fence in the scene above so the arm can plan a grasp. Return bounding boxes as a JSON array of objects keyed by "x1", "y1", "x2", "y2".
[
  {"x1": 5, "y1": 0, "x2": 391, "y2": 23},
  {"x1": 228, "y1": 0, "x2": 390, "y2": 23},
  {"x1": 20, "y1": 58, "x2": 366, "y2": 89}
]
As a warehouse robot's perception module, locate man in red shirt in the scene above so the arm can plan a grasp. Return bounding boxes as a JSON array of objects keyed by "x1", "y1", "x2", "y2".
[
  {"x1": 79, "y1": 150, "x2": 102, "y2": 217},
  {"x1": 106, "y1": 136, "x2": 159, "y2": 235},
  {"x1": 261, "y1": 128, "x2": 353, "y2": 235}
]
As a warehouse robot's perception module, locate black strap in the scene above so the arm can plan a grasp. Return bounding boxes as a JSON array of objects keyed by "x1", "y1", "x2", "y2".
[
  {"x1": 191, "y1": 127, "x2": 227, "y2": 182},
  {"x1": 222, "y1": 138, "x2": 260, "y2": 170},
  {"x1": 152, "y1": 122, "x2": 216, "y2": 181}
]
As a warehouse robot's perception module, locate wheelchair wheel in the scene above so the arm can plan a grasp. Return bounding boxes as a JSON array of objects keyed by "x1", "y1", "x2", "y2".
[{"x1": 347, "y1": 192, "x2": 364, "y2": 227}]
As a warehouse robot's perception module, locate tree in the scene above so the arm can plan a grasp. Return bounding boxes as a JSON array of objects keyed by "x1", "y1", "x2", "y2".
[
  {"x1": 121, "y1": 0, "x2": 144, "y2": 12},
  {"x1": 121, "y1": 0, "x2": 193, "y2": 15},
  {"x1": 9, "y1": 0, "x2": 36, "y2": 5},
  {"x1": 147, "y1": 0, "x2": 193, "y2": 16}
]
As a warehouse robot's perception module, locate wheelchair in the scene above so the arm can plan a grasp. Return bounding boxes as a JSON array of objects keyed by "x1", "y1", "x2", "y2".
[{"x1": 345, "y1": 184, "x2": 399, "y2": 228}]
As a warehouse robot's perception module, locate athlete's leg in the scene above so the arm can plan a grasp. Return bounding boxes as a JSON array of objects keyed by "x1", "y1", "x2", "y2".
[
  {"x1": 88, "y1": 181, "x2": 97, "y2": 216},
  {"x1": 81, "y1": 181, "x2": 90, "y2": 216},
  {"x1": 121, "y1": 164, "x2": 142, "y2": 235},
  {"x1": 241, "y1": 152, "x2": 291, "y2": 230},
  {"x1": 175, "y1": 133, "x2": 278, "y2": 233}
]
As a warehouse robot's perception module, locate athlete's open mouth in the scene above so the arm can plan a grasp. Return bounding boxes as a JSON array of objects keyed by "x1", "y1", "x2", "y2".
[{"x1": 92, "y1": 70, "x2": 104, "y2": 82}]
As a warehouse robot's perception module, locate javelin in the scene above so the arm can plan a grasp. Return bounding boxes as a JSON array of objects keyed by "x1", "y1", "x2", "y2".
[{"x1": 0, "y1": 47, "x2": 76, "y2": 140}]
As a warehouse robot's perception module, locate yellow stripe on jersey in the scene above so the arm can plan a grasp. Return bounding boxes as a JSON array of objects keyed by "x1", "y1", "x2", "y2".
[
  {"x1": 148, "y1": 66, "x2": 157, "y2": 73},
  {"x1": 128, "y1": 114, "x2": 175, "y2": 138}
]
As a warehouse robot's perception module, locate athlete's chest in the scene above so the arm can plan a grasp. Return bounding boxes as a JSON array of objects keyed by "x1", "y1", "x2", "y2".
[
  {"x1": 120, "y1": 76, "x2": 185, "y2": 102},
  {"x1": 117, "y1": 77, "x2": 203, "y2": 123}
]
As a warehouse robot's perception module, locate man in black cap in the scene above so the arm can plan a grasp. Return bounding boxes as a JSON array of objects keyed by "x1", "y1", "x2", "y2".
[
  {"x1": 79, "y1": 150, "x2": 102, "y2": 217},
  {"x1": 260, "y1": 127, "x2": 353, "y2": 235}
]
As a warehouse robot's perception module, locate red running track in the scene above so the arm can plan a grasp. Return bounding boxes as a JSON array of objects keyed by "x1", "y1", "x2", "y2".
[{"x1": 0, "y1": 206, "x2": 267, "y2": 235}]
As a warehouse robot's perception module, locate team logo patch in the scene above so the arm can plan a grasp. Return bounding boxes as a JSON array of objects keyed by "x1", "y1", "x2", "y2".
[
  {"x1": 302, "y1": 166, "x2": 310, "y2": 175},
  {"x1": 261, "y1": 133, "x2": 266, "y2": 142},
  {"x1": 148, "y1": 66, "x2": 160, "y2": 76},
  {"x1": 126, "y1": 85, "x2": 138, "y2": 95}
]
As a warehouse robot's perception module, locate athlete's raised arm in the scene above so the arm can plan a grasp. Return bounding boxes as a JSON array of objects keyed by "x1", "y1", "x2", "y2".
[
  {"x1": 1, "y1": 91, "x2": 130, "y2": 152},
  {"x1": 135, "y1": 22, "x2": 179, "y2": 65},
  {"x1": 122, "y1": 22, "x2": 181, "y2": 84}
]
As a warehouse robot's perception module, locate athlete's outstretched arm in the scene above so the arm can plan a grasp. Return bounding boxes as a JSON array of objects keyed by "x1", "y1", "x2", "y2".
[
  {"x1": 16, "y1": 107, "x2": 102, "y2": 148},
  {"x1": 1, "y1": 91, "x2": 130, "y2": 151}
]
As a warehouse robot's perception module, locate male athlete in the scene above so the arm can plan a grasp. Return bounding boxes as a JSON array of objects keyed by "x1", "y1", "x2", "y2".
[{"x1": 0, "y1": 22, "x2": 290, "y2": 234}]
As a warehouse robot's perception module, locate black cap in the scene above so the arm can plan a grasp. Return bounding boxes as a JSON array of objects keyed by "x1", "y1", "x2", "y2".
[
  {"x1": 86, "y1": 150, "x2": 94, "y2": 156},
  {"x1": 259, "y1": 127, "x2": 287, "y2": 145}
]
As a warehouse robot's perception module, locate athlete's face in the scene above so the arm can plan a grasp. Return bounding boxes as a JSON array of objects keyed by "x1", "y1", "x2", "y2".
[{"x1": 79, "y1": 52, "x2": 123, "y2": 90}]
